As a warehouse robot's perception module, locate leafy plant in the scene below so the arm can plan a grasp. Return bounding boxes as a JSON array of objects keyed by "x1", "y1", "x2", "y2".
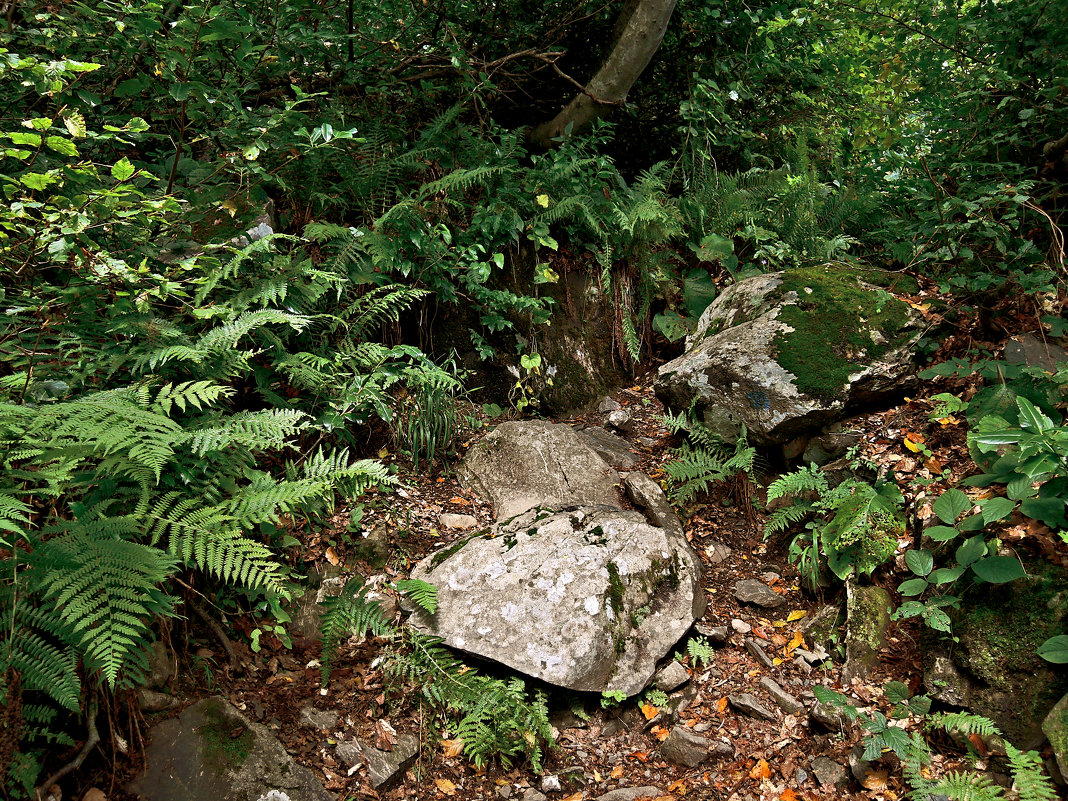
[
  {"x1": 765, "y1": 465, "x2": 903, "y2": 590},
  {"x1": 661, "y1": 408, "x2": 758, "y2": 506}
]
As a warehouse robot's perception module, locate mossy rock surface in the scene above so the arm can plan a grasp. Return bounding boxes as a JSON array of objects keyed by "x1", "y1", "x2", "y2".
[{"x1": 655, "y1": 265, "x2": 921, "y2": 444}]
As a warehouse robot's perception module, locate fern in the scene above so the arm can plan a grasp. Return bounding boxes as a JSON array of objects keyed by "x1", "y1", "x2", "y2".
[
  {"x1": 395, "y1": 579, "x2": 437, "y2": 615},
  {"x1": 318, "y1": 577, "x2": 394, "y2": 684},
  {"x1": 661, "y1": 408, "x2": 758, "y2": 504},
  {"x1": 685, "y1": 636, "x2": 715, "y2": 669}
]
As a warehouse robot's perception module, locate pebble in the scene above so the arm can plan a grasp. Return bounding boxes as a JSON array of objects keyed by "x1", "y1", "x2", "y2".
[
  {"x1": 659, "y1": 726, "x2": 711, "y2": 767},
  {"x1": 597, "y1": 397, "x2": 621, "y2": 413},
  {"x1": 810, "y1": 756, "x2": 849, "y2": 788},
  {"x1": 731, "y1": 618, "x2": 752, "y2": 634},
  {"x1": 705, "y1": 541, "x2": 733, "y2": 564},
  {"x1": 728, "y1": 693, "x2": 777, "y2": 721},
  {"x1": 694, "y1": 623, "x2": 728, "y2": 645},
  {"x1": 652, "y1": 660, "x2": 691, "y2": 692},
  {"x1": 438, "y1": 513, "x2": 478, "y2": 529},
  {"x1": 606, "y1": 409, "x2": 635, "y2": 433},
  {"x1": 759, "y1": 677, "x2": 804, "y2": 714},
  {"x1": 540, "y1": 775, "x2": 561, "y2": 793},
  {"x1": 734, "y1": 579, "x2": 785, "y2": 608},
  {"x1": 745, "y1": 639, "x2": 775, "y2": 669}
]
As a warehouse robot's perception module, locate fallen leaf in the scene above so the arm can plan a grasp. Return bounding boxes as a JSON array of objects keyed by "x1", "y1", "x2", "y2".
[
  {"x1": 377, "y1": 447, "x2": 389, "y2": 458},
  {"x1": 440, "y1": 738, "x2": 464, "y2": 758},
  {"x1": 374, "y1": 719, "x2": 397, "y2": 752},
  {"x1": 325, "y1": 547, "x2": 341, "y2": 566},
  {"x1": 904, "y1": 438, "x2": 924, "y2": 453},
  {"x1": 668, "y1": 778, "x2": 688, "y2": 793},
  {"x1": 862, "y1": 769, "x2": 890, "y2": 790},
  {"x1": 434, "y1": 778, "x2": 456, "y2": 794},
  {"x1": 786, "y1": 609, "x2": 807, "y2": 622},
  {"x1": 448, "y1": 496, "x2": 470, "y2": 505},
  {"x1": 436, "y1": 477, "x2": 445, "y2": 483},
  {"x1": 562, "y1": 793, "x2": 583, "y2": 801},
  {"x1": 641, "y1": 702, "x2": 659, "y2": 720},
  {"x1": 629, "y1": 751, "x2": 650, "y2": 762},
  {"x1": 611, "y1": 765, "x2": 624, "y2": 779},
  {"x1": 785, "y1": 631, "x2": 804, "y2": 656},
  {"x1": 968, "y1": 733, "x2": 989, "y2": 756},
  {"x1": 651, "y1": 725, "x2": 670, "y2": 742},
  {"x1": 779, "y1": 790, "x2": 800, "y2": 801},
  {"x1": 749, "y1": 759, "x2": 771, "y2": 781},
  {"x1": 716, "y1": 697, "x2": 729, "y2": 714}
]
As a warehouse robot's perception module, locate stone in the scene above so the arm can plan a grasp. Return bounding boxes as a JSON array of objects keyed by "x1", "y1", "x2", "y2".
[
  {"x1": 136, "y1": 689, "x2": 179, "y2": 712},
  {"x1": 127, "y1": 696, "x2": 332, "y2": 801},
  {"x1": 759, "y1": 677, "x2": 803, "y2": 715},
  {"x1": 734, "y1": 580, "x2": 785, "y2": 609},
  {"x1": 801, "y1": 604, "x2": 844, "y2": 651},
  {"x1": 549, "y1": 708, "x2": 588, "y2": 731},
  {"x1": 606, "y1": 409, "x2": 635, "y2": 434},
  {"x1": 745, "y1": 639, "x2": 775, "y2": 669},
  {"x1": 652, "y1": 661, "x2": 691, "y2": 692},
  {"x1": 654, "y1": 267, "x2": 922, "y2": 445},
  {"x1": 522, "y1": 790, "x2": 548, "y2": 801},
  {"x1": 457, "y1": 421, "x2": 620, "y2": 521},
  {"x1": 843, "y1": 580, "x2": 891, "y2": 681},
  {"x1": 659, "y1": 726, "x2": 710, "y2": 767},
  {"x1": 1004, "y1": 333, "x2": 1068, "y2": 372},
  {"x1": 335, "y1": 734, "x2": 418, "y2": 791},
  {"x1": 810, "y1": 701, "x2": 854, "y2": 733},
  {"x1": 923, "y1": 652, "x2": 971, "y2": 707},
  {"x1": 705, "y1": 542, "x2": 733, "y2": 565},
  {"x1": 695, "y1": 623, "x2": 728, "y2": 645},
  {"x1": 498, "y1": 785, "x2": 513, "y2": 799},
  {"x1": 731, "y1": 618, "x2": 752, "y2": 635},
  {"x1": 802, "y1": 429, "x2": 862, "y2": 466},
  {"x1": 540, "y1": 775, "x2": 561, "y2": 793},
  {"x1": 145, "y1": 641, "x2": 176, "y2": 689},
  {"x1": 1043, "y1": 691, "x2": 1068, "y2": 780},
  {"x1": 593, "y1": 788, "x2": 665, "y2": 801},
  {"x1": 438, "y1": 513, "x2": 479, "y2": 530},
  {"x1": 728, "y1": 693, "x2": 777, "y2": 721},
  {"x1": 288, "y1": 572, "x2": 346, "y2": 640},
  {"x1": 408, "y1": 505, "x2": 705, "y2": 694},
  {"x1": 82, "y1": 790, "x2": 107, "y2": 801},
  {"x1": 353, "y1": 522, "x2": 390, "y2": 567},
  {"x1": 624, "y1": 472, "x2": 684, "y2": 536},
  {"x1": 298, "y1": 706, "x2": 338, "y2": 731},
  {"x1": 598, "y1": 397, "x2": 622, "y2": 413},
  {"x1": 577, "y1": 426, "x2": 640, "y2": 469},
  {"x1": 810, "y1": 756, "x2": 849, "y2": 788}
]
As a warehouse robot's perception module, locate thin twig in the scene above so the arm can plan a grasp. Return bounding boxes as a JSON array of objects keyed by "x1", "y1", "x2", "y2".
[
  {"x1": 188, "y1": 598, "x2": 240, "y2": 669},
  {"x1": 36, "y1": 694, "x2": 100, "y2": 798}
]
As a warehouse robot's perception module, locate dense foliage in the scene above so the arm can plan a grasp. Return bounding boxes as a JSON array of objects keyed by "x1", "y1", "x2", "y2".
[{"x1": 1, "y1": 0, "x2": 1065, "y2": 794}]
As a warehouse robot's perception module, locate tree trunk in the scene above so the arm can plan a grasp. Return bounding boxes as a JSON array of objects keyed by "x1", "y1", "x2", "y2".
[{"x1": 529, "y1": 0, "x2": 677, "y2": 148}]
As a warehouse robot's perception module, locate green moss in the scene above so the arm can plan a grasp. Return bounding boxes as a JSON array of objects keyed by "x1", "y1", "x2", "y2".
[
  {"x1": 605, "y1": 561, "x2": 626, "y2": 617},
  {"x1": 430, "y1": 532, "x2": 481, "y2": 568},
  {"x1": 771, "y1": 265, "x2": 915, "y2": 401},
  {"x1": 197, "y1": 699, "x2": 254, "y2": 772}
]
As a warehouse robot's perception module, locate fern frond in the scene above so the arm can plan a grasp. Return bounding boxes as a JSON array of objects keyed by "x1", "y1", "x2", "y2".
[{"x1": 319, "y1": 577, "x2": 394, "y2": 684}]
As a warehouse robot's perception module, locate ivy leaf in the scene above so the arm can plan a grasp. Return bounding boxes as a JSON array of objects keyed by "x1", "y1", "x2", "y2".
[
  {"x1": 971, "y1": 555, "x2": 1024, "y2": 584},
  {"x1": 933, "y1": 489, "x2": 970, "y2": 524}
]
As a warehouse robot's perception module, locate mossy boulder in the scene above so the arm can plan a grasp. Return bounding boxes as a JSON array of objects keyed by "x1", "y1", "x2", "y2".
[
  {"x1": 923, "y1": 560, "x2": 1068, "y2": 748},
  {"x1": 654, "y1": 266, "x2": 922, "y2": 445}
]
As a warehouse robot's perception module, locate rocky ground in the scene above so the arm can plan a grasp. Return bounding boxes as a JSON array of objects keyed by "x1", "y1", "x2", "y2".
[{"x1": 72, "y1": 344, "x2": 1068, "y2": 801}]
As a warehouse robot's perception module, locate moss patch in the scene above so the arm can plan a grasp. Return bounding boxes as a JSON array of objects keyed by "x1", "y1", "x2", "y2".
[
  {"x1": 197, "y1": 699, "x2": 254, "y2": 772},
  {"x1": 771, "y1": 265, "x2": 916, "y2": 401}
]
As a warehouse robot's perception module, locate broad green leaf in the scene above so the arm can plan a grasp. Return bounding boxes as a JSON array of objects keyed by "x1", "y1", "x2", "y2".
[
  {"x1": 981, "y1": 496, "x2": 1016, "y2": 524},
  {"x1": 930, "y1": 566, "x2": 965, "y2": 585},
  {"x1": 63, "y1": 112, "x2": 87, "y2": 139},
  {"x1": 923, "y1": 607, "x2": 952, "y2": 632},
  {"x1": 884, "y1": 681, "x2": 910, "y2": 704},
  {"x1": 45, "y1": 136, "x2": 77, "y2": 156},
  {"x1": 20, "y1": 172, "x2": 57, "y2": 191},
  {"x1": 971, "y1": 555, "x2": 1025, "y2": 584},
  {"x1": 955, "y1": 535, "x2": 986, "y2": 566},
  {"x1": 111, "y1": 158, "x2": 136, "y2": 182},
  {"x1": 8, "y1": 132, "x2": 41, "y2": 146},
  {"x1": 933, "y1": 488, "x2": 970, "y2": 524},
  {"x1": 1037, "y1": 635, "x2": 1068, "y2": 664},
  {"x1": 974, "y1": 431, "x2": 1024, "y2": 446},
  {"x1": 1017, "y1": 398, "x2": 1052, "y2": 432},
  {"x1": 905, "y1": 549, "x2": 934, "y2": 576},
  {"x1": 1020, "y1": 497, "x2": 1067, "y2": 529},
  {"x1": 925, "y1": 525, "x2": 959, "y2": 542},
  {"x1": 898, "y1": 578, "x2": 929, "y2": 596}
]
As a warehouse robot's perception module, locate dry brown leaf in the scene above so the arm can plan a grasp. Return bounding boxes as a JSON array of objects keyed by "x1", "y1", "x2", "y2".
[
  {"x1": 786, "y1": 610, "x2": 807, "y2": 622},
  {"x1": 629, "y1": 751, "x2": 650, "y2": 762},
  {"x1": 374, "y1": 719, "x2": 397, "y2": 752},
  {"x1": 651, "y1": 725, "x2": 670, "y2": 742},
  {"x1": 325, "y1": 546, "x2": 341, "y2": 565},
  {"x1": 610, "y1": 765, "x2": 624, "y2": 779},
  {"x1": 749, "y1": 759, "x2": 771, "y2": 781},
  {"x1": 440, "y1": 738, "x2": 464, "y2": 758},
  {"x1": 667, "y1": 777, "x2": 688, "y2": 793},
  {"x1": 862, "y1": 769, "x2": 890, "y2": 790},
  {"x1": 716, "y1": 697, "x2": 729, "y2": 714},
  {"x1": 640, "y1": 702, "x2": 659, "y2": 720},
  {"x1": 434, "y1": 778, "x2": 457, "y2": 794},
  {"x1": 779, "y1": 790, "x2": 800, "y2": 801},
  {"x1": 561, "y1": 793, "x2": 584, "y2": 801},
  {"x1": 448, "y1": 496, "x2": 470, "y2": 505}
]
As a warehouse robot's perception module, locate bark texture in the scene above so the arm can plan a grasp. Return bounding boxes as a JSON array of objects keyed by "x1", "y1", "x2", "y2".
[{"x1": 529, "y1": 0, "x2": 677, "y2": 148}]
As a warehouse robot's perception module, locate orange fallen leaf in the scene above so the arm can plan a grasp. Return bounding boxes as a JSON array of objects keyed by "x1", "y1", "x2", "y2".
[
  {"x1": 629, "y1": 751, "x2": 650, "y2": 762},
  {"x1": 779, "y1": 790, "x2": 800, "y2": 801},
  {"x1": 610, "y1": 765, "x2": 624, "y2": 779},
  {"x1": 862, "y1": 769, "x2": 890, "y2": 790},
  {"x1": 325, "y1": 546, "x2": 341, "y2": 565},
  {"x1": 785, "y1": 630, "x2": 804, "y2": 656},
  {"x1": 749, "y1": 758, "x2": 771, "y2": 781},
  {"x1": 651, "y1": 725, "x2": 670, "y2": 742},
  {"x1": 436, "y1": 477, "x2": 445, "y2": 483},
  {"x1": 968, "y1": 733, "x2": 989, "y2": 756},
  {"x1": 668, "y1": 777, "x2": 688, "y2": 793},
  {"x1": 562, "y1": 793, "x2": 584, "y2": 801},
  {"x1": 434, "y1": 778, "x2": 457, "y2": 794},
  {"x1": 374, "y1": 719, "x2": 397, "y2": 751},
  {"x1": 448, "y1": 496, "x2": 470, "y2": 505},
  {"x1": 716, "y1": 697, "x2": 729, "y2": 714},
  {"x1": 641, "y1": 702, "x2": 659, "y2": 720},
  {"x1": 440, "y1": 738, "x2": 464, "y2": 758}
]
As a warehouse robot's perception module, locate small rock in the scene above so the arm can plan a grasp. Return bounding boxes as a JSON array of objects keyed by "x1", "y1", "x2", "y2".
[
  {"x1": 1042, "y1": 690, "x2": 1068, "y2": 780},
  {"x1": 298, "y1": 706, "x2": 339, "y2": 730},
  {"x1": 796, "y1": 769, "x2": 808, "y2": 785},
  {"x1": 695, "y1": 623, "x2": 728, "y2": 645},
  {"x1": 636, "y1": 436, "x2": 658, "y2": 448},
  {"x1": 82, "y1": 790, "x2": 107, "y2": 801},
  {"x1": 498, "y1": 785, "x2": 513, "y2": 799},
  {"x1": 336, "y1": 734, "x2": 419, "y2": 791},
  {"x1": 705, "y1": 542, "x2": 733, "y2": 565},
  {"x1": 660, "y1": 726, "x2": 711, "y2": 767},
  {"x1": 810, "y1": 756, "x2": 849, "y2": 788},
  {"x1": 734, "y1": 579, "x2": 785, "y2": 609},
  {"x1": 843, "y1": 580, "x2": 891, "y2": 681},
  {"x1": 136, "y1": 689, "x2": 179, "y2": 712},
  {"x1": 549, "y1": 708, "x2": 588, "y2": 731},
  {"x1": 1004, "y1": 333, "x2": 1068, "y2": 373},
  {"x1": 438, "y1": 513, "x2": 479, "y2": 530},
  {"x1": 594, "y1": 787, "x2": 666, "y2": 801},
  {"x1": 624, "y1": 472, "x2": 684, "y2": 536},
  {"x1": 522, "y1": 790, "x2": 548, "y2": 801},
  {"x1": 810, "y1": 701, "x2": 854, "y2": 732},
  {"x1": 598, "y1": 397, "x2": 622, "y2": 413},
  {"x1": 605, "y1": 409, "x2": 634, "y2": 433},
  {"x1": 728, "y1": 693, "x2": 777, "y2": 721},
  {"x1": 924, "y1": 653, "x2": 971, "y2": 707},
  {"x1": 793, "y1": 655, "x2": 812, "y2": 673},
  {"x1": 602, "y1": 718, "x2": 626, "y2": 737},
  {"x1": 145, "y1": 641, "x2": 175, "y2": 689},
  {"x1": 577, "y1": 426, "x2": 640, "y2": 469},
  {"x1": 849, "y1": 744, "x2": 877, "y2": 785},
  {"x1": 801, "y1": 604, "x2": 844, "y2": 651},
  {"x1": 759, "y1": 677, "x2": 803, "y2": 715},
  {"x1": 795, "y1": 645, "x2": 829, "y2": 665},
  {"x1": 540, "y1": 775, "x2": 562, "y2": 793},
  {"x1": 731, "y1": 618, "x2": 752, "y2": 635},
  {"x1": 652, "y1": 661, "x2": 691, "y2": 692},
  {"x1": 745, "y1": 639, "x2": 775, "y2": 669}
]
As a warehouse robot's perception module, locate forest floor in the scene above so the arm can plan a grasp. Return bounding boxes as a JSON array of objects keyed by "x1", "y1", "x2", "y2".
[{"x1": 85, "y1": 316, "x2": 1068, "y2": 801}]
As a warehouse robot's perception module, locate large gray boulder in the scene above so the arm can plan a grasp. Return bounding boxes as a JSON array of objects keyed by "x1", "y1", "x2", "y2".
[
  {"x1": 457, "y1": 421, "x2": 620, "y2": 521},
  {"x1": 408, "y1": 505, "x2": 705, "y2": 695},
  {"x1": 654, "y1": 267, "x2": 921, "y2": 445},
  {"x1": 128, "y1": 697, "x2": 332, "y2": 801}
]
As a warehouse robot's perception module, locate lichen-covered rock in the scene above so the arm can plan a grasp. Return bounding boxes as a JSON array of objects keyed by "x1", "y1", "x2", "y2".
[
  {"x1": 457, "y1": 421, "x2": 620, "y2": 521},
  {"x1": 128, "y1": 697, "x2": 332, "y2": 801},
  {"x1": 408, "y1": 506, "x2": 705, "y2": 694},
  {"x1": 843, "y1": 581, "x2": 891, "y2": 682},
  {"x1": 654, "y1": 266, "x2": 921, "y2": 445},
  {"x1": 336, "y1": 734, "x2": 418, "y2": 791},
  {"x1": 1043, "y1": 691, "x2": 1068, "y2": 779}
]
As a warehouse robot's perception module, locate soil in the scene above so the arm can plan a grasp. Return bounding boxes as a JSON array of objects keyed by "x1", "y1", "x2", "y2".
[{"x1": 68, "y1": 298, "x2": 1068, "y2": 801}]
